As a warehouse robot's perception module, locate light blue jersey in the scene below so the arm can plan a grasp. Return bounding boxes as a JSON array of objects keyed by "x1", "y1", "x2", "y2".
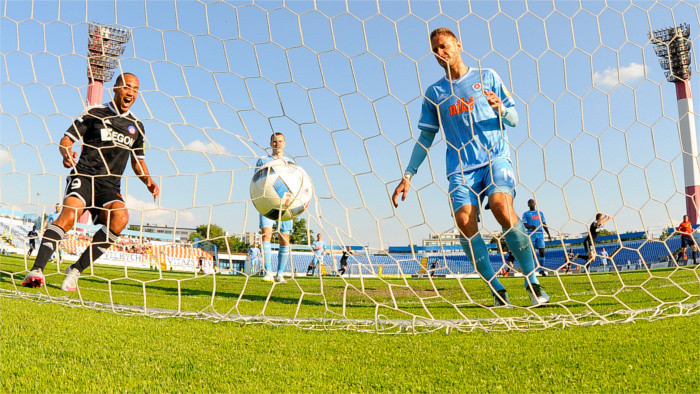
[
  {"x1": 522, "y1": 210, "x2": 547, "y2": 235},
  {"x1": 312, "y1": 240, "x2": 326, "y2": 258},
  {"x1": 249, "y1": 247, "x2": 260, "y2": 260},
  {"x1": 255, "y1": 154, "x2": 295, "y2": 233},
  {"x1": 255, "y1": 154, "x2": 294, "y2": 168},
  {"x1": 418, "y1": 68, "x2": 516, "y2": 177},
  {"x1": 46, "y1": 212, "x2": 60, "y2": 224}
]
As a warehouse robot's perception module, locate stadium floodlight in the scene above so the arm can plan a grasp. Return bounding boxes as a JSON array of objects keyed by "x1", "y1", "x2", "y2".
[
  {"x1": 86, "y1": 23, "x2": 131, "y2": 106},
  {"x1": 649, "y1": 24, "x2": 699, "y2": 223}
]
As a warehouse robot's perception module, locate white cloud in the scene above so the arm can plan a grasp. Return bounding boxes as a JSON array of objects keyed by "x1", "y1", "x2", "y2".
[
  {"x1": 0, "y1": 149, "x2": 11, "y2": 166},
  {"x1": 185, "y1": 140, "x2": 227, "y2": 155},
  {"x1": 593, "y1": 62, "x2": 646, "y2": 88},
  {"x1": 125, "y1": 194, "x2": 199, "y2": 227}
]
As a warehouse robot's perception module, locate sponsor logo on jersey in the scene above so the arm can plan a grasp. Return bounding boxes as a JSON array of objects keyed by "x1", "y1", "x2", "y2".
[
  {"x1": 100, "y1": 128, "x2": 135, "y2": 147},
  {"x1": 449, "y1": 96, "x2": 475, "y2": 116},
  {"x1": 473, "y1": 83, "x2": 481, "y2": 90},
  {"x1": 128, "y1": 125, "x2": 137, "y2": 135}
]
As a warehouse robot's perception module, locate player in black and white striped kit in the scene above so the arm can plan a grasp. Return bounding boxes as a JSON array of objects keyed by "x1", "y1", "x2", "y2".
[{"x1": 22, "y1": 73, "x2": 160, "y2": 291}]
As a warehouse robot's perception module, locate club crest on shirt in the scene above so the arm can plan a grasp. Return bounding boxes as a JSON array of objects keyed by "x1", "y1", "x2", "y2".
[
  {"x1": 473, "y1": 83, "x2": 481, "y2": 90},
  {"x1": 128, "y1": 125, "x2": 137, "y2": 135}
]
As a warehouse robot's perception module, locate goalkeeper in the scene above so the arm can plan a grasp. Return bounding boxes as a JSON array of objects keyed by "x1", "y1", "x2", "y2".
[
  {"x1": 22, "y1": 73, "x2": 160, "y2": 291},
  {"x1": 256, "y1": 132, "x2": 293, "y2": 284},
  {"x1": 392, "y1": 28, "x2": 549, "y2": 307}
]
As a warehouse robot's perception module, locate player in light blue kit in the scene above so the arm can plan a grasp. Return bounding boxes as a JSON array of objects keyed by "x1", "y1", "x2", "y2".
[
  {"x1": 257, "y1": 132, "x2": 293, "y2": 283},
  {"x1": 248, "y1": 242, "x2": 260, "y2": 273},
  {"x1": 306, "y1": 233, "x2": 326, "y2": 277},
  {"x1": 44, "y1": 203, "x2": 61, "y2": 228},
  {"x1": 522, "y1": 199, "x2": 552, "y2": 276},
  {"x1": 392, "y1": 27, "x2": 550, "y2": 307}
]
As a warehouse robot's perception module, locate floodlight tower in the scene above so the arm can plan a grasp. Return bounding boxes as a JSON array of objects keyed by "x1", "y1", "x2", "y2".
[
  {"x1": 87, "y1": 23, "x2": 130, "y2": 106},
  {"x1": 650, "y1": 24, "x2": 698, "y2": 223}
]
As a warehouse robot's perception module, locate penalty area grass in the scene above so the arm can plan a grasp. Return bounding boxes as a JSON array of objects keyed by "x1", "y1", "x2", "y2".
[{"x1": 1, "y1": 296, "x2": 698, "y2": 393}]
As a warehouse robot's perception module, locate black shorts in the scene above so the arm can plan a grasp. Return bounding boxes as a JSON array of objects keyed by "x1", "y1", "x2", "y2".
[
  {"x1": 64, "y1": 175, "x2": 124, "y2": 217},
  {"x1": 681, "y1": 235, "x2": 696, "y2": 248}
]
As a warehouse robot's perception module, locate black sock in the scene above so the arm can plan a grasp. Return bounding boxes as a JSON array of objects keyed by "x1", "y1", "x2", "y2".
[
  {"x1": 693, "y1": 251, "x2": 697, "y2": 264},
  {"x1": 72, "y1": 227, "x2": 118, "y2": 272},
  {"x1": 31, "y1": 225, "x2": 65, "y2": 271}
]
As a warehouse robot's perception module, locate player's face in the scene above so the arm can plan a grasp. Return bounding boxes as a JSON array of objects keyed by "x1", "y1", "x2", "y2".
[
  {"x1": 270, "y1": 135, "x2": 286, "y2": 156},
  {"x1": 113, "y1": 74, "x2": 140, "y2": 114},
  {"x1": 684, "y1": 215, "x2": 689, "y2": 222},
  {"x1": 528, "y1": 200, "x2": 536, "y2": 210},
  {"x1": 431, "y1": 34, "x2": 462, "y2": 69},
  {"x1": 55, "y1": 204, "x2": 61, "y2": 213}
]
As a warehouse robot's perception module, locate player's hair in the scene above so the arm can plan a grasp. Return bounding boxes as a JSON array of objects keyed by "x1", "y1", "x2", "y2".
[
  {"x1": 596, "y1": 213, "x2": 604, "y2": 220},
  {"x1": 114, "y1": 72, "x2": 138, "y2": 87},
  {"x1": 270, "y1": 132, "x2": 285, "y2": 141},
  {"x1": 430, "y1": 27, "x2": 458, "y2": 41}
]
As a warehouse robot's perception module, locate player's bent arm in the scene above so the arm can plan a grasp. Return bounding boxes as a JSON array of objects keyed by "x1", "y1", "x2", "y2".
[{"x1": 59, "y1": 135, "x2": 78, "y2": 168}]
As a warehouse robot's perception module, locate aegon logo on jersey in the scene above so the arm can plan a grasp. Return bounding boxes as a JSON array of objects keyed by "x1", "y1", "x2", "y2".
[
  {"x1": 100, "y1": 128, "x2": 135, "y2": 147},
  {"x1": 448, "y1": 97, "x2": 475, "y2": 116}
]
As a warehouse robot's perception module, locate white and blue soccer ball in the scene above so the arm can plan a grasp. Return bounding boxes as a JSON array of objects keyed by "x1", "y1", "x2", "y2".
[{"x1": 250, "y1": 160, "x2": 313, "y2": 221}]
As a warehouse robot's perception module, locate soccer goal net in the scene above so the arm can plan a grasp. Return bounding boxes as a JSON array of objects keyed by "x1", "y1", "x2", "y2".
[{"x1": 1, "y1": 0, "x2": 699, "y2": 333}]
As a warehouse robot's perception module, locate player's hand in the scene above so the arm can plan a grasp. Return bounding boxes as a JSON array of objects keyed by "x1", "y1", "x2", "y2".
[
  {"x1": 392, "y1": 177, "x2": 411, "y2": 208},
  {"x1": 62, "y1": 150, "x2": 79, "y2": 168},
  {"x1": 146, "y1": 178, "x2": 160, "y2": 201},
  {"x1": 484, "y1": 90, "x2": 503, "y2": 112}
]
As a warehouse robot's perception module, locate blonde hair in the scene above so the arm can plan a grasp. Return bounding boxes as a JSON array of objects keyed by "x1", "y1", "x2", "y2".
[{"x1": 430, "y1": 27, "x2": 458, "y2": 41}]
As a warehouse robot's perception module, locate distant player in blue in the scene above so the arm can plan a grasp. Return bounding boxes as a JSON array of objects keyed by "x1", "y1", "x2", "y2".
[
  {"x1": 256, "y1": 132, "x2": 293, "y2": 283},
  {"x1": 44, "y1": 203, "x2": 61, "y2": 229},
  {"x1": 522, "y1": 199, "x2": 552, "y2": 276},
  {"x1": 306, "y1": 233, "x2": 326, "y2": 277},
  {"x1": 248, "y1": 243, "x2": 260, "y2": 273},
  {"x1": 392, "y1": 27, "x2": 550, "y2": 307}
]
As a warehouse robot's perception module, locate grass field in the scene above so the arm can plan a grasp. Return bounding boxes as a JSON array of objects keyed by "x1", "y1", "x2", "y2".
[{"x1": 2, "y1": 254, "x2": 699, "y2": 392}]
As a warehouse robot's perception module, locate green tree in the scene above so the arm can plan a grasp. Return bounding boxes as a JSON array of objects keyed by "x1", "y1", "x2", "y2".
[
  {"x1": 189, "y1": 224, "x2": 249, "y2": 253},
  {"x1": 290, "y1": 217, "x2": 312, "y2": 245}
]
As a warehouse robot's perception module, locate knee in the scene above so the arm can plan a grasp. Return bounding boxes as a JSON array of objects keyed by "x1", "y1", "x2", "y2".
[{"x1": 108, "y1": 211, "x2": 129, "y2": 232}]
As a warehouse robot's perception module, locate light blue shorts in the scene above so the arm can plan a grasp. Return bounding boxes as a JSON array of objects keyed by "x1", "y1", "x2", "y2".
[
  {"x1": 530, "y1": 233, "x2": 545, "y2": 249},
  {"x1": 259, "y1": 214, "x2": 293, "y2": 234},
  {"x1": 448, "y1": 158, "x2": 516, "y2": 213}
]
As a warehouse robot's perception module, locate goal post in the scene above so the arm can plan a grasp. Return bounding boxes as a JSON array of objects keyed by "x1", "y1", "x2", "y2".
[{"x1": 0, "y1": 0, "x2": 699, "y2": 333}]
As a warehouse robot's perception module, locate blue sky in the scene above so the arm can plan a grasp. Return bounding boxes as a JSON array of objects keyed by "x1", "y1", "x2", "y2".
[{"x1": 1, "y1": 0, "x2": 699, "y2": 250}]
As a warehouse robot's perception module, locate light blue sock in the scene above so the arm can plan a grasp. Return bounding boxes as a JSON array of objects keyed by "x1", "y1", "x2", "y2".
[
  {"x1": 503, "y1": 222, "x2": 540, "y2": 286},
  {"x1": 263, "y1": 241, "x2": 272, "y2": 273},
  {"x1": 460, "y1": 234, "x2": 504, "y2": 292},
  {"x1": 277, "y1": 245, "x2": 290, "y2": 275}
]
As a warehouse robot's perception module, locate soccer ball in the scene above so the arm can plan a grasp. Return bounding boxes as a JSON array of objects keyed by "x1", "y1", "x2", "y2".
[{"x1": 250, "y1": 160, "x2": 313, "y2": 221}]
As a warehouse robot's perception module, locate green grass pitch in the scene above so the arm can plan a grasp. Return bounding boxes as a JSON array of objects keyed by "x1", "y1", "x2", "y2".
[{"x1": 1, "y1": 254, "x2": 698, "y2": 392}]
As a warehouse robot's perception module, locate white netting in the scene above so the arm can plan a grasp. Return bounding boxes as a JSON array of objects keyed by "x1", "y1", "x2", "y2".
[{"x1": 1, "y1": 0, "x2": 699, "y2": 333}]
